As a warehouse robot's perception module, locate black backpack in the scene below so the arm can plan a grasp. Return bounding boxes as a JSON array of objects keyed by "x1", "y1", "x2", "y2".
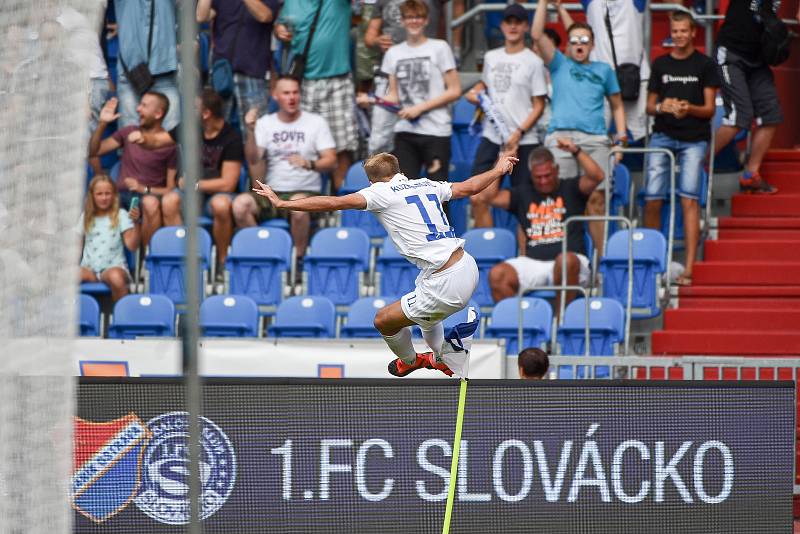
[{"x1": 759, "y1": 2, "x2": 792, "y2": 66}]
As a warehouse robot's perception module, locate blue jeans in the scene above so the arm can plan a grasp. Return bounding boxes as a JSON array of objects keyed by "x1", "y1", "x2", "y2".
[
  {"x1": 117, "y1": 70, "x2": 181, "y2": 131},
  {"x1": 644, "y1": 132, "x2": 707, "y2": 201},
  {"x1": 223, "y1": 73, "x2": 270, "y2": 134}
]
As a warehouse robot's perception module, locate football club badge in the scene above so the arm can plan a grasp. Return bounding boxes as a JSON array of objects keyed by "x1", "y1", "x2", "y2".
[
  {"x1": 134, "y1": 412, "x2": 236, "y2": 524},
  {"x1": 72, "y1": 413, "x2": 152, "y2": 523}
]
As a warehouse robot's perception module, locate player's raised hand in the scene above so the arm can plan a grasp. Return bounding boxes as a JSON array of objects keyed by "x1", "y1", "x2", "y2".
[
  {"x1": 244, "y1": 107, "x2": 259, "y2": 131},
  {"x1": 99, "y1": 97, "x2": 120, "y2": 124},
  {"x1": 494, "y1": 153, "x2": 519, "y2": 175},
  {"x1": 253, "y1": 180, "x2": 282, "y2": 207}
]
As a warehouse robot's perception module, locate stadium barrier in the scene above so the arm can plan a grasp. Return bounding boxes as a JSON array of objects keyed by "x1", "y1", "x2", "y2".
[{"x1": 73, "y1": 378, "x2": 794, "y2": 533}]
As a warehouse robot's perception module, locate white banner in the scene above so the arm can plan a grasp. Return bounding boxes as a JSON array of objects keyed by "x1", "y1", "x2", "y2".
[{"x1": 72, "y1": 338, "x2": 507, "y2": 379}]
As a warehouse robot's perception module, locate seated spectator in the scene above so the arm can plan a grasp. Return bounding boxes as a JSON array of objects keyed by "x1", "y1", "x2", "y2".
[
  {"x1": 232, "y1": 75, "x2": 336, "y2": 282},
  {"x1": 381, "y1": 0, "x2": 460, "y2": 181},
  {"x1": 518, "y1": 347, "x2": 550, "y2": 379},
  {"x1": 79, "y1": 175, "x2": 140, "y2": 302},
  {"x1": 482, "y1": 144, "x2": 604, "y2": 313},
  {"x1": 465, "y1": 3, "x2": 547, "y2": 227},
  {"x1": 644, "y1": 12, "x2": 718, "y2": 285},
  {"x1": 89, "y1": 93, "x2": 178, "y2": 247},
  {"x1": 162, "y1": 89, "x2": 243, "y2": 278},
  {"x1": 115, "y1": 0, "x2": 180, "y2": 131},
  {"x1": 531, "y1": 0, "x2": 625, "y2": 253},
  {"x1": 275, "y1": 0, "x2": 357, "y2": 192},
  {"x1": 362, "y1": 0, "x2": 447, "y2": 154},
  {"x1": 196, "y1": 0, "x2": 278, "y2": 133}
]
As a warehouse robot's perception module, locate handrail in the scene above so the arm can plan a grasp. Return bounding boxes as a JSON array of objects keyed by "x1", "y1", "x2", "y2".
[
  {"x1": 563, "y1": 215, "x2": 634, "y2": 355},
  {"x1": 610, "y1": 147, "x2": 676, "y2": 304},
  {"x1": 516, "y1": 284, "x2": 591, "y2": 356}
]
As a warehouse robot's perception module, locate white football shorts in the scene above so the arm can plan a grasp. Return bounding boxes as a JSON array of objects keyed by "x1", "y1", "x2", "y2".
[
  {"x1": 505, "y1": 254, "x2": 591, "y2": 293},
  {"x1": 400, "y1": 250, "x2": 479, "y2": 331}
]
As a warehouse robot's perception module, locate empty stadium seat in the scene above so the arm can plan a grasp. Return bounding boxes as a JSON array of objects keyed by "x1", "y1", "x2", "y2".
[
  {"x1": 484, "y1": 297, "x2": 552, "y2": 355},
  {"x1": 451, "y1": 97, "x2": 481, "y2": 164},
  {"x1": 200, "y1": 295, "x2": 260, "y2": 337},
  {"x1": 79, "y1": 294, "x2": 101, "y2": 337},
  {"x1": 463, "y1": 228, "x2": 517, "y2": 307},
  {"x1": 340, "y1": 297, "x2": 387, "y2": 338},
  {"x1": 305, "y1": 228, "x2": 371, "y2": 307},
  {"x1": 226, "y1": 227, "x2": 292, "y2": 311},
  {"x1": 108, "y1": 294, "x2": 176, "y2": 339},
  {"x1": 611, "y1": 163, "x2": 632, "y2": 229},
  {"x1": 375, "y1": 238, "x2": 417, "y2": 299},
  {"x1": 557, "y1": 298, "x2": 625, "y2": 356},
  {"x1": 599, "y1": 229, "x2": 667, "y2": 319},
  {"x1": 145, "y1": 226, "x2": 212, "y2": 306},
  {"x1": 268, "y1": 296, "x2": 336, "y2": 338}
]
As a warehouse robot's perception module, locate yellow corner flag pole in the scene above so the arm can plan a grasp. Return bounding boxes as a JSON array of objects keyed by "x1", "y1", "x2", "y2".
[{"x1": 442, "y1": 378, "x2": 469, "y2": 534}]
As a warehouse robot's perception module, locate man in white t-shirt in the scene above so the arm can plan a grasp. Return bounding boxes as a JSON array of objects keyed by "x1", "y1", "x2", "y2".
[
  {"x1": 381, "y1": 0, "x2": 460, "y2": 181},
  {"x1": 253, "y1": 152, "x2": 518, "y2": 377},
  {"x1": 232, "y1": 75, "x2": 337, "y2": 276},
  {"x1": 465, "y1": 3, "x2": 547, "y2": 227}
]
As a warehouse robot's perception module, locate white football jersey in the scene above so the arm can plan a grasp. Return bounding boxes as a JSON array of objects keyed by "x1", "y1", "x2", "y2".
[{"x1": 359, "y1": 174, "x2": 464, "y2": 277}]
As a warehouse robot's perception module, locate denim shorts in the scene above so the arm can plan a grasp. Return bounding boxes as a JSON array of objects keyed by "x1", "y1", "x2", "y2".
[{"x1": 644, "y1": 132, "x2": 707, "y2": 201}]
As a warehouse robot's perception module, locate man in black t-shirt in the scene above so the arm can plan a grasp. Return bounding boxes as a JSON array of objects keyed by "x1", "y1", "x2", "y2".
[
  {"x1": 161, "y1": 89, "x2": 244, "y2": 274},
  {"x1": 644, "y1": 11, "x2": 718, "y2": 285},
  {"x1": 714, "y1": 0, "x2": 798, "y2": 194},
  {"x1": 481, "y1": 144, "x2": 604, "y2": 312}
]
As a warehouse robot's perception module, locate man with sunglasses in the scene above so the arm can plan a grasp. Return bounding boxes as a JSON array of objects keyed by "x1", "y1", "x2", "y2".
[
  {"x1": 531, "y1": 0, "x2": 626, "y2": 253},
  {"x1": 465, "y1": 3, "x2": 547, "y2": 228}
]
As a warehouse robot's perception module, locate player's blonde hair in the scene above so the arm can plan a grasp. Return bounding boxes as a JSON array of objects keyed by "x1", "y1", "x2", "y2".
[{"x1": 363, "y1": 153, "x2": 400, "y2": 182}]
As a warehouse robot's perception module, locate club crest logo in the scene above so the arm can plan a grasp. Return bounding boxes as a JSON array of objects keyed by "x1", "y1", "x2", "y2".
[
  {"x1": 72, "y1": 414, "x2": 152, "y2": 523},
  {"x1": 133, "y1": 412, "x2": 236, "y2": 524}
]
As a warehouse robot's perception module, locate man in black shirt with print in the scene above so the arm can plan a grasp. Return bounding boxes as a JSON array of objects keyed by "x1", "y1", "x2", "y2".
[
  {"x1": 481, "y1": 143, "x2": 604, "y2": 313},
  {"x1": 644, "y1": 11, "x2": 718, "y2": 285}
]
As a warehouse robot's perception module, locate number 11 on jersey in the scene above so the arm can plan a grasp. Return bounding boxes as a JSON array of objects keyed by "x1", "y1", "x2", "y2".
[{"x1": 405, "y1": 194, "x2": 455, "y2": 242}]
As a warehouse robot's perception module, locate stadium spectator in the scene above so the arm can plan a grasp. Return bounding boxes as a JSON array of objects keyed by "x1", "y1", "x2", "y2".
[
  {"x1": 518, "y1": 347, "x2": 550, "y2": 379},
  {"x1": 381, "y1": 0, "x2": 460, "y2": 182},
  {"x1": 532, "y1": 28, "x2": 561, "y2": 145},
  {"x1": 89, "y1": 94, "x2": 178, "y2": 248},
  {"x1": 644, "y1": 12, "x2": 718, "y2": 286},
  {"x1": 361, "y1": 0, "x2": 447, "y2": 154},
  {"x1": 79, "y1": 175, "x2": 140, "y2": 302},
  {"x1": 557, "y1": 0, "x2": 649, "y2": 143},
  {"x1": 712, "y1": 0, "x2": 799, "y2": 193},
  {"x1": 531, "y1": 0, "x2": 625, "y2": 253},
  {"x1": 161, "y1": 89, "x2": 243, "y2": 277},
  {"x1": 196, "y1": 0, "x2": 279, "y2": 133},
  {"x1": 482, "y1": 144, "x2": 604, "y2": 312},
  {"x1": 115, "y1": 0, "x2": 180, "y2": 131},
  {"x1": 232, "y1": 75, "x2": 336, "y2": 282},
  {"x1": 274, "y1": 0, "x2": 357, "y2": 192},
  {"x1": 465, "y1": 3, "x2": 546, "y2": 227}
]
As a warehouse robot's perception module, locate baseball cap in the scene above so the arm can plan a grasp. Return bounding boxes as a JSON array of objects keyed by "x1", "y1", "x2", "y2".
[{"x1": 503, "y1": 3, "x2": 528, "y2": 21}]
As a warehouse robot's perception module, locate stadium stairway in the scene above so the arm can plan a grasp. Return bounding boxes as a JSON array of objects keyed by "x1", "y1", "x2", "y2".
[{"x1": 652, "y1": 150, "x2": 800, "y2": 356}]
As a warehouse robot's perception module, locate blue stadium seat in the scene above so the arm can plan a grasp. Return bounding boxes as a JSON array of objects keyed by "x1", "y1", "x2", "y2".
[
  {"x1": 484, "y1": 297, "x2": 552, "y2": 355},
  {"x1": 79, "y1": 294, "x2": 101, "y2": 337},
  {"x1": 442, "y1": 299, "x2": 481, "y2": 332},
  {"x1": 340, "y1": 161, "x2": 371, "y2": 194},
  {"x1": 259, "y1": 218, "x2": 290, "y2": 231},
  {"x1": 80, "y1": 248, "x2": 138, "y2": 297},
  {"x1": 557, "y1": 298, "x2": 625, "y2": 356},
  {"x1": 599, "y1": 229, "x2": 667, "y2": 319},
  {"x1": 463, "y1": 228, "x2": 517, "y2": 307},
  {"x1": 338, "y1": 162, "x2": 386, "y2": 240},
  {"x1": 268, "y1": 296, "x2": 336, "y2": 338},
  {"x1": 451, "y1": 97, "x2": 481, "y2": 163},
  {"x1": 611, "y1": 163, "x2": 631, "y2": 229},
  {"x1": 200, "y1": 295, "x2": 260, "y2": 337},
  {"x1": 145, "y1": 226, "x2": 212, "y2": 306},
  {"x1": 108, "y1": 294, "x2": 176, "y2": 339},
  {"x1": 340, "y1": 297, "x2": 387, "y2": 338},
  {"x1": 376, "y1": 238, "x2": 417, "y2": 299},
  {"x1": 305, "y1": 228, "x2": 371, "y2": 306},
  {"x1": 557, "y1": 298, "x2": 625, "y2": 379},
  {"x1": 226, "y1": 227, "x2": 291, "y2": 311}
]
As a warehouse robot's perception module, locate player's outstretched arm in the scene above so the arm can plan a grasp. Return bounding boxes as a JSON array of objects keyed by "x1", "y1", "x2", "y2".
[
  {"x1": 450, "y1": 155, "x2": 518, "y2": 200},
  {"x1": 253, "y1": 181, "x2": 367, "y2": 212}
]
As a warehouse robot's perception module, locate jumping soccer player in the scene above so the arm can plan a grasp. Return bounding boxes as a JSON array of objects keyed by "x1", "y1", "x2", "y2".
[{"x1": 254, "y1": 152, "x2": 517, "y2": 377}]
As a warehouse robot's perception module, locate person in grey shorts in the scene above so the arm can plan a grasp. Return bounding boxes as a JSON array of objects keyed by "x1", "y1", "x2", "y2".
[{"x1": 713, "y1": 0, "x2": 798, "y2": 194}]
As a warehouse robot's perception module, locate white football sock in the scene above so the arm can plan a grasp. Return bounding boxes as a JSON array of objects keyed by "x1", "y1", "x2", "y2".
[
  {"x1": 421, "y1": 322, "x2": 444, "y2": 359},
  {"x1": 382, "y1": 327, "x2": 416, "y2": 364}
]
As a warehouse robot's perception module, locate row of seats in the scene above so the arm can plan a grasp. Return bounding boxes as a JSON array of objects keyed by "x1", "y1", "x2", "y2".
[{"x1": 80, "y1": 292, "x2": 626, "y2": 357}]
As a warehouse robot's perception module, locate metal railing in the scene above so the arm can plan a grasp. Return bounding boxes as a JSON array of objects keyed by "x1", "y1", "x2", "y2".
[{"x1": 516, "y1": 284, "x2": 590, "y2": 356}]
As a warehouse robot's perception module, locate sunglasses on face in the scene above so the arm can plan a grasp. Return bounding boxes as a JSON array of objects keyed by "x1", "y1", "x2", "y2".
[{"x1": 569, "y1": 35, "x2": 592, "y2": 45}]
